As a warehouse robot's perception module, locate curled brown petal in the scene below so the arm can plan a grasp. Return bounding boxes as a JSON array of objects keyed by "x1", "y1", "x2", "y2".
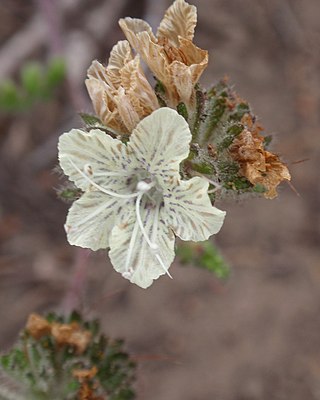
[{"x1": 157, "y1": 0, "x2": 197, "y2": 46}]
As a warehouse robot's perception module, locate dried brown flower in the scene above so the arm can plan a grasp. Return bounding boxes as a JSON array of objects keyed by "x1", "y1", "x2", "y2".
[
  {"x1": 26, "y1": 313, "x2": 51, "y2": 339},
  {"x1": 230, "y1": 114, "x2": 291, "y2": 198},
  {"x1": 51, "y1": 322, "x2": 92, "y2": 354},
  {"x1": 86, "y1": 40, "x2": 158, "y2": 134},
  {"x1": 119, "y1": 0, "x2": 208, "y2": 107}
]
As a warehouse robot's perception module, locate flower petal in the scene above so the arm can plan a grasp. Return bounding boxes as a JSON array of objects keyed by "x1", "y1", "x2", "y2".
[
  {"x1": 113, "y1": 87, "x2": 141, "y2": 132},
  {"x1": 120, "y1": 56, "x2": 159, "y2": 114},
  {"x1": 119, "y1": 18, "x2": 169, "y2": 85},
  {"x1": 87, "y1": 60, "x2": 112, "y2": 87},
  {"x1": 128, "y1": 108, "x2": 191, "y2": 185},
  {"x1": 170, "y1": 38, "x2": 208, "y2": 104},
  {"x1": 109, "y1": 199, "x2": 175, "y2": 289},
  {"x1": 118, "y1": 17, "x2": 156, "y2": 48},
  {"x1": 65, "y1": 191, "x2": 127, "y2": 250},
  {"x1": 157, "y1": 0, "x2": 197, "y2": 46},
  {"x1": 58, "y1": 128, "x2": 136, "y2": 191},
  {"x1": 85, "y1": 76, "x2": 127, "y2": 133},
  {"x1": 107, "y1": 40, "x2": 133, "y2": 85},
  {"x1": 163, "y1": 177, "x2": 226, "y2": 241},
  {"x1": 111, "y1": 56, "x2": 159, "y2": 132}
]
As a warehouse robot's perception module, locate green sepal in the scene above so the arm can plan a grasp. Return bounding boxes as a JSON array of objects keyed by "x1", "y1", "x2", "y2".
[
  {"x1": 263, "y1": 135, "x2": 272, "y2": 148},
  {"x1": 189, "y1": 161, "x2": 215, "y2": 175},
  {"x1": 216, "y1": 123, "x2": 243, "y2": 152},
  {"x1": 56, "y1": 186, "x2": 82, "y2": 203},
  {"x1": 253, "y1": 183, "x2": 267, "y2": 193},
  {"x1": 192, "y1": 86, "x2": 205, "y2": 138},
  {"x1": 176, "y1": 102, "x2": 188, "y2": 121},
  {"x1": 79, "y1": 112, "x2": 106, "y2": 129},
  {"x1": 154, "y1": 79, "x2": 167, "y2": 107},
  {"x1": 230, "y1": 102, "x2": 250, "y2": 121},
  {"x1": 204, "y1": 96, "x2": 227, "y2": 141}
]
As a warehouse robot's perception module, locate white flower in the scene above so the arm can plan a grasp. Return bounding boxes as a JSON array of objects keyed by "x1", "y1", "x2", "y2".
[{"x1": 58, "y1": 108, "x2": 226, "y2": 289}]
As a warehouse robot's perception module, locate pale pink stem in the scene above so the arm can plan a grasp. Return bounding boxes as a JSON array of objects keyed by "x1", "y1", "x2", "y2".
[{"x1": 62, "y1": 248, "x2": 91, "y2": 315}]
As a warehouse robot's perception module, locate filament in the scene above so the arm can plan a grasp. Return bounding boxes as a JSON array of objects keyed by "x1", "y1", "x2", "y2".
[
  {"x1": 66, "y1": 157, "x2": 140, "y2": 199},
  {"x1": 123, "y1": 219, "x2": 140, "y2": 276},
  {"x1": 135, "y1": 188, "x2": 172, "y2": 278},
  {"x1": 135, "y1": 192, "x2": 157, "y2": 249}
]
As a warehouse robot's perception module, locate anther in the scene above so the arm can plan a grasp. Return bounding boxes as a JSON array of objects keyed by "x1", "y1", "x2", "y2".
[
  {"x1": 150, "y1": 243, "x2": 159, "y2": 251},
  {"x1": 137, "y1": 181, "x2": 152, "y2": 193},
  {"x1": 84, "y1": 163, "x2": 93, "y2": 176},
  {"x1": 66, "y1": 157, "x2": 140, "y2": 199}
]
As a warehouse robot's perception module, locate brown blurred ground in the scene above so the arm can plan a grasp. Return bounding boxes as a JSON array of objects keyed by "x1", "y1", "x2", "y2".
[{"x1": 0, "y1": 0, "x2": 320, "y2": 399}]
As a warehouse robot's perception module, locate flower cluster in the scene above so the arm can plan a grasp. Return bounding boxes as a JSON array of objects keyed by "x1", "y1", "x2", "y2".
[
  {"x1": 0, "y1": 312, "x2": 135, "y2": 400},
  {"x1": 58, "y1": 0, "x2": 290, "y2": 288}
]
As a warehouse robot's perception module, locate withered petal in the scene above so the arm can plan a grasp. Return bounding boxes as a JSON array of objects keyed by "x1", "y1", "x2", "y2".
[
  {"x1": 120, "y1": 56, "x2": 159, "y2": 113},
  {"x1": 87, "y1": 60, "x2": 112, "y2": 87},
  {"x1": 169, "y1": 39, "x2": 208, "y2": 104},
  {"x1": 85, "y1": 77, "x2": 127, "y2": 133},
  {"x1": 230, "y1": 120, "x2": 291, "y2": 199},
  {"x1": 120, "y1": 23, "x2": 170, "y2": 86},
  {"x1": 113, "y1": 87, "x2": 141, "y2": 132},
  {"x1": 51, "y1": 322, "x2": 92, "y2": 354},
  {"x1": 108, "y1": 40, "x2": 133, "y2": 73},
  {"x1": 119, "y1": 17, "x2": 156, "y2": 49},
  {"x1": 157, "y1": 0, "x2": 197, "y2": 46},
  {"x1": 26, "y1": 313, "x2": 51, "y2": 339}
]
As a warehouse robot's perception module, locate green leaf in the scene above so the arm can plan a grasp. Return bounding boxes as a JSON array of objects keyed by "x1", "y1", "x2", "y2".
[
  {"x1": 45, "y1": 57, "x2": 65, "y2": 90},
  {"x1": 0, "y1": 81, "x2": 22, "y2": 111},
  {"x1": 177, "y1": 241, "x2": 230, "y2": 280},
  {"x1": 21, "y1": 63, "x2": 43, "y2": 97}
]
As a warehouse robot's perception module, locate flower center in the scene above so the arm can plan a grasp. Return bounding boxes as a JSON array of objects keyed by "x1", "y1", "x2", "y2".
[{"x1": 66, "y1": 157, "x2": 171, "y2": 280}]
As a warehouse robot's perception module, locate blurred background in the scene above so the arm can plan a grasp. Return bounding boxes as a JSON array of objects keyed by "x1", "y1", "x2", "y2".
[{"x1": 0, "y1": 0, "x2": 319, "y2": 399}]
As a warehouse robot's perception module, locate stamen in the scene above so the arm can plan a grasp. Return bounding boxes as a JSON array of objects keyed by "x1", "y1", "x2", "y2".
[
  {"x1": 135, "y1": 192, "x2": 156, "y2": 249},
  {"x1": 207, "y1": 177, "x2": 221, "y2": 194},
  {"x1": 66, "y1": 157, "x2": 140, "y2": 199},
  {"x1": 194, "y1": 172, "x2": 222, "y2": 194},
  {"x1": 135, "y1": 185, "x2": 172, "y2": 279},
  {"x1": 84, "y1": 163, "x2": 93, "y2": 175},
  {"x1": 124, "y1": 219, "x2": 140, "y2": 275},
  {"x1": 91, "y1": 171, "x2": 125, "y2": 177},
  {"x1": 136, "y1": 181, "x2": 153, "y2": 192},
  {"x1": 155, "y1": 254, "x2": 173, "y2": 279}
]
